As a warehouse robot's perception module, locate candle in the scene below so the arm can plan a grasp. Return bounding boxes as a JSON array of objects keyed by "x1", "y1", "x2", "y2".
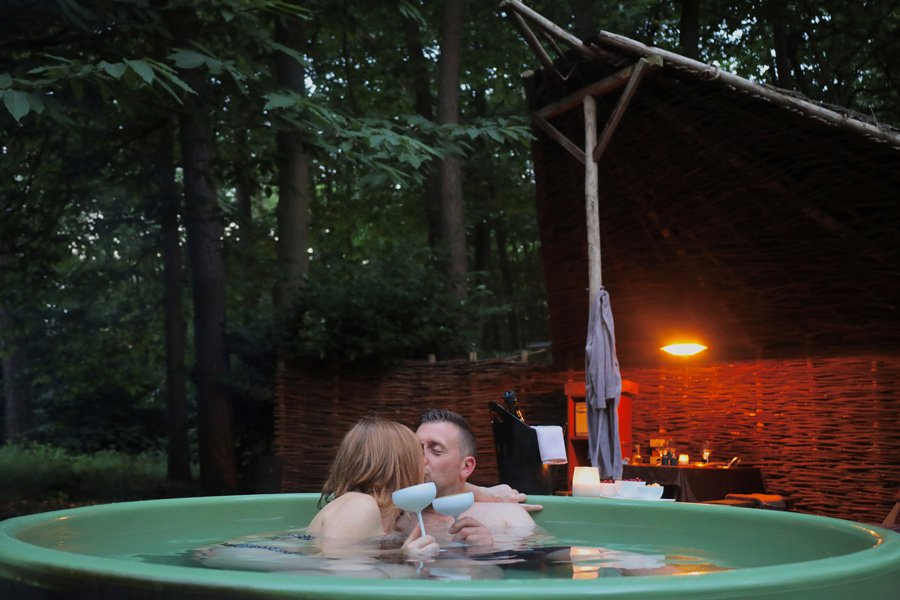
[
  {"x1": 572, "y1": 466, "x2": 605, "y2": 497},
  {"x1": 678, "y1": 453, "x2": 690, "y2": 465}
]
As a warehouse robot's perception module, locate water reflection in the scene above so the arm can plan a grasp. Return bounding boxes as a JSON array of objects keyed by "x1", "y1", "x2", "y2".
[{"x1": 189, "y1": 527, "x2": 731, "y2": 580}]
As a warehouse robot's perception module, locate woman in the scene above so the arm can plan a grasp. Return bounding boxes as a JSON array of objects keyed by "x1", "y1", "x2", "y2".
[
  {"x1": 195, "y1": 417, "x2": 437, "y2": 575},
  {"x1": 307, "y1": 415, "x2": 439, "y2": 556}
]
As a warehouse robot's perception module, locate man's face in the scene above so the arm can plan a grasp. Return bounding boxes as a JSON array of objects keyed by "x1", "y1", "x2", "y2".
[{"x1": 415, "y1": 421, "x2": 473, "y2": 497}]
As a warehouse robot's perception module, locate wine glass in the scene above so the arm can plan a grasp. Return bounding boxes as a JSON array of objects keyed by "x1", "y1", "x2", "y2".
[
  {"x1": 432, "y1": 492, "x2": 474, "y2": 548},
  {"x1": 392, "y1": 482, "x2": 437, "y2": 537},
  {"x1": 431, "y1": 492, "x2": 474, "y2": 520}
]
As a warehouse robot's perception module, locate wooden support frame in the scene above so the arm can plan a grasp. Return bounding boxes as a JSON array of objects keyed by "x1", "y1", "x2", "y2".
[
  {"x1": 507, "y1": 10, "x2": 558, "y2": 79},
  {"x1": 501, "y1": 0, "x2": 596, "y2": 60},
  {"x1": 593, "y1": 56, "x2": 661, "y2": 162},
  {"x1": 530, "y1": 56, "x2": 659, "y2": 303},
  {"x1": 532, "y1": 114, "x2": 585, "y2": 164},
  {"x1": 583, "y1": 95, "x2": 602, "y2": 303}
]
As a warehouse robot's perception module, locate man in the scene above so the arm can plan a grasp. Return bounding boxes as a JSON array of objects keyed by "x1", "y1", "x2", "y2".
[{"x1": 415, "y1": 408, "x2": 536, "y2": 535}]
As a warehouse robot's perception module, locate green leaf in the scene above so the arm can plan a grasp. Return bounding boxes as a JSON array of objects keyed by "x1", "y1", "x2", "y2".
[
  {"x1": 98, "y1": 61, "x2": 126, "y2": 80},
  {"x1": 2, "y1": 89, "x2": 31, "y2": 122},
  {"x1": 124, "y1": 59, "x2": 155, "y2": 84},
  {"x1": 263, "y1": 93, "x2": 296, "y2": 110},
  {"x1": 268, "y1": 41, "x2": 308, "y2": 67},
  {"x1": 168, "y1": 49, "x2": 207, "y2": 70},
  {"x1": 0, "y1": 73, "x2": 12, "y2": 89}
]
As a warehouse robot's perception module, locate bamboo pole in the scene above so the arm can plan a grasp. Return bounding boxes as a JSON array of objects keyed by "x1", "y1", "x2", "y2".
[{"x1": 583, "y1": 95, "x2": 602, "y2": 306}]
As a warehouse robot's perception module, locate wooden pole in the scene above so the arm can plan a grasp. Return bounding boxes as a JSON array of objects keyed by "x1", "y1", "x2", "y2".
[
  {"x1": 532, "y1": 114, "x2": 586, "y2": 164},
  {"x1": 507, "y1": 10, "x2": 558, "y2": 78},
  {"x1": 534, "y1": 62, "x2": 643, "y2": 120},
  {"x1": 501, "y1": 0, "x2": 596, "y2": 59},
  {"x1": 593, "y1": 56, "x2": 659, "y2": 162},
  {"x1": 595, "y1": 30, "x2": 900, "y2": 149},
  {"x1": 583, "y1": 95, "x2": 601, "y2": 306}
]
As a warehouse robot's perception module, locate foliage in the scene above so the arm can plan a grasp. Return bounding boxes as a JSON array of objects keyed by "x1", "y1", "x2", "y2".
[
  {"x1": 0, "y1": 444, "x2": 200, "y2": 506},
  {"x1": 1, "y1": 1, "x2": 898, "y2": 474},
  {"x1": 287, "y1": 246, "x2": 477, "y2": 363}
]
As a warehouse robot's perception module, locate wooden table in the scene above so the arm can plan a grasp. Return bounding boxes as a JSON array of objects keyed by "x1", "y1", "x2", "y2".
[{"x1": 621, "y1": 464, "x2": 767, "y2": 502}]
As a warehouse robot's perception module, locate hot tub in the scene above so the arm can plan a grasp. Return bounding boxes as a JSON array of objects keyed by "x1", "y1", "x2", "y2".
[{"x1": 0, "y1": 493, "x2": 898, "y2": 598}]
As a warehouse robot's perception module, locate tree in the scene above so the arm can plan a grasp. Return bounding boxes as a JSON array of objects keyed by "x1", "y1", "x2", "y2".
[
  {"x1": 436, "y1": 0, "x2": 468, "y2": 307},
  {"x1": 678, "y1": 0, "x2": 700, "y2": 60},
  {"x1": 152, "y1": 125, "x2": 191, "y2": 482},
  {"x1": 273, "y1": 17, "x2": 312, "y2": 319}
]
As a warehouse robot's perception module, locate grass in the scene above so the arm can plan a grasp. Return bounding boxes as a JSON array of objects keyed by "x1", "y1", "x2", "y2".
[{"x1": 0, "y1": 444, "x2": 202, "y2": 519}]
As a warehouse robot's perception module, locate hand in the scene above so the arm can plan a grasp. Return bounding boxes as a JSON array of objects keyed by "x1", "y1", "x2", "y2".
[
  {"x1": 449, "y1": 516, "x2": 493, "y2": 547},
  {"x1": 402, "y1": 524, "x2": 439, "y2": 558},
  {"x1": 470, "y1": 483, "x2": 523, "y2": 503},
  {"x1": 468, "y1": 483, "x2": 543, "y2": 512}
]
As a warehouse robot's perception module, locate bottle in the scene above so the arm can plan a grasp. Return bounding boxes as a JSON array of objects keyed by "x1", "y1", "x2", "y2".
[
  {"x1": 503, "y1": 390, "x2": 525, "y2": 422},
  {"x1": 632, "y1": 444, "x2": 643, "y2": 465}
]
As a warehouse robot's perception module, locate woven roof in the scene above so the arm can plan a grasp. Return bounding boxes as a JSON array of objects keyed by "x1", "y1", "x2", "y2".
[{"x1": 523, "y1": 26, "x2": 900, "y2": 368}]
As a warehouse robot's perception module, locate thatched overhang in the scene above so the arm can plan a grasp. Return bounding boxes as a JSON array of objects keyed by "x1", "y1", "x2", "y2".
[{"x1": 503, "y1": 1, "x2": 900, "y2": 368}]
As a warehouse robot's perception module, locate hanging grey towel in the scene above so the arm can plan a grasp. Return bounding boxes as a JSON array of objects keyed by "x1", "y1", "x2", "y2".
[{"x1": 585, "y1": 288, "x2": 623, "y2": 480}]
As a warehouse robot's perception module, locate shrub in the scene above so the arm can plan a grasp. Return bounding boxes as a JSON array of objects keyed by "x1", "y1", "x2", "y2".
[{"x1": 0, "y1": 444, "x2": 200, "y2": 506}]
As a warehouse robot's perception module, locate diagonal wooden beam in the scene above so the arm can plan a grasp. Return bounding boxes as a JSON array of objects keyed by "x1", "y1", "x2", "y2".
[
  {"x1": 532, "y1": 114, "x2": 585, "y2": 164},
  {"x1": 592, "y1": 56, "x2": 661, "y2": 162},
  {"x1": 507, "y1": 10, "x2": 558, "y2": 78},
  {"x1": 534, "y1": 59, "x2": 657, "y2": 120},
  {"x1": 501, "y1": 0, "x2": 596, "y2": 59}
]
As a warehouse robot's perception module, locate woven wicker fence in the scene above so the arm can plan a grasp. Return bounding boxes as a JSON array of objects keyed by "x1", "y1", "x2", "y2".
[
  {"x1": 626, "y1": 355, "x2": 900, "y2": 524},
  {"x1": 275, "y1": 357, "x2": 570, "y2": 494},
  {"x1": 275, "y1": 354, "x2": 899, "y2": 524}
]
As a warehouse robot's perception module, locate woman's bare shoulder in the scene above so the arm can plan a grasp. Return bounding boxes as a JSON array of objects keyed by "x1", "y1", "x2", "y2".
[{"x1": 311, "y1": 492, "x2": 384, "y2": 539}]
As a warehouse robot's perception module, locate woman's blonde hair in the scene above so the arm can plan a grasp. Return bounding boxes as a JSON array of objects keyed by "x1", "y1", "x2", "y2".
[{"x1": 319, "y1": 416, "x2": 423, "y2": 521}]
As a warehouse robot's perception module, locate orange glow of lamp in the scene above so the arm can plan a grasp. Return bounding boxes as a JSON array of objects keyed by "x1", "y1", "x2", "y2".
[{"x1": 661, "y1": 343, "x2": 708, "y2": 357}]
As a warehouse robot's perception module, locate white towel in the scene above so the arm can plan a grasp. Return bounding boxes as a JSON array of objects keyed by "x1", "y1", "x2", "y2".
[{"x1": 531, "y1": 425, "x2": 567, "y2": 464}]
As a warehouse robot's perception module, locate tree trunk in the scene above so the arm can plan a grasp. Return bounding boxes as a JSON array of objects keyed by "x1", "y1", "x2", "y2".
[
  {"x1": 273, "y1": 20, "x2": 311, "y2": 318},
  {"x1": 678, "y1": 0, "x2": 700, "y2": 60},
  {"x1": 436, "y1": 0, "x2": 467, "y2": 304},
  {"x1": 493, "y1": 218, "x2": 520, "y2": 349},
  {"x1": 178, "y1": 70, "x2": 237, "y2": 494},
  {"x1": 572, "y1": 0, "x2": 596, "y2": 41},
  {"x1": 233, "y1": 130, "x2": 254, "y2": 244},
  {"x1": 0, "y1": 300, "x2": 33, "y2": 444},
  {"x1": 763, "y1": 0, "x2": 795, "y2": 89},
  {"x1": 154, "y1": 126, "x2": 191, "y2": 482},
  {"x1": 402, "y1": 14, "x2": 442, "y2": 250}
]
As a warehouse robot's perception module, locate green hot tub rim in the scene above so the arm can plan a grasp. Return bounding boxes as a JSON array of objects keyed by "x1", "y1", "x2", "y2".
[{"x1": 1, "y1": 493, "x2": 899, "y2": 599}]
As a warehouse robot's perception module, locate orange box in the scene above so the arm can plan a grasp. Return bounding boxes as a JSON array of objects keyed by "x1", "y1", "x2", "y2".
[{"x1": 574, "y1": 402, "x2": 588, "y2": 436}]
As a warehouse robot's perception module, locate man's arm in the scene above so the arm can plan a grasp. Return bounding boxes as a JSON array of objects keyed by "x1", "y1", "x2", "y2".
[{"x1": 465, "y1": 482, "x2": 543, "y2": 512}]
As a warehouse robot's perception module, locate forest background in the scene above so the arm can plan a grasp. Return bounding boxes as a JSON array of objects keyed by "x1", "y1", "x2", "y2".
[{"x1": 2, "y1": 0, "x2": 898, "y2": 509}]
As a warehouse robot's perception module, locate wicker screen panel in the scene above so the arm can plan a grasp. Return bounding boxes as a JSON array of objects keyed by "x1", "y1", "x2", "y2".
[
  {"x1": 275, "y1": 360, "x2": 569, "y2": 493},
  {"x1": 276, "y1": 355, "x2": 898, "y2": 523},
  {"x1": 624, "y1": 355, "x2": 900, "y2": 524}
]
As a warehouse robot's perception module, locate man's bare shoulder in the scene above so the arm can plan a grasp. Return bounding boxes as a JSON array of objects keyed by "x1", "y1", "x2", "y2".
[{"x1": 464, "y1": 501, "x2": 535, "y2": 529}]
